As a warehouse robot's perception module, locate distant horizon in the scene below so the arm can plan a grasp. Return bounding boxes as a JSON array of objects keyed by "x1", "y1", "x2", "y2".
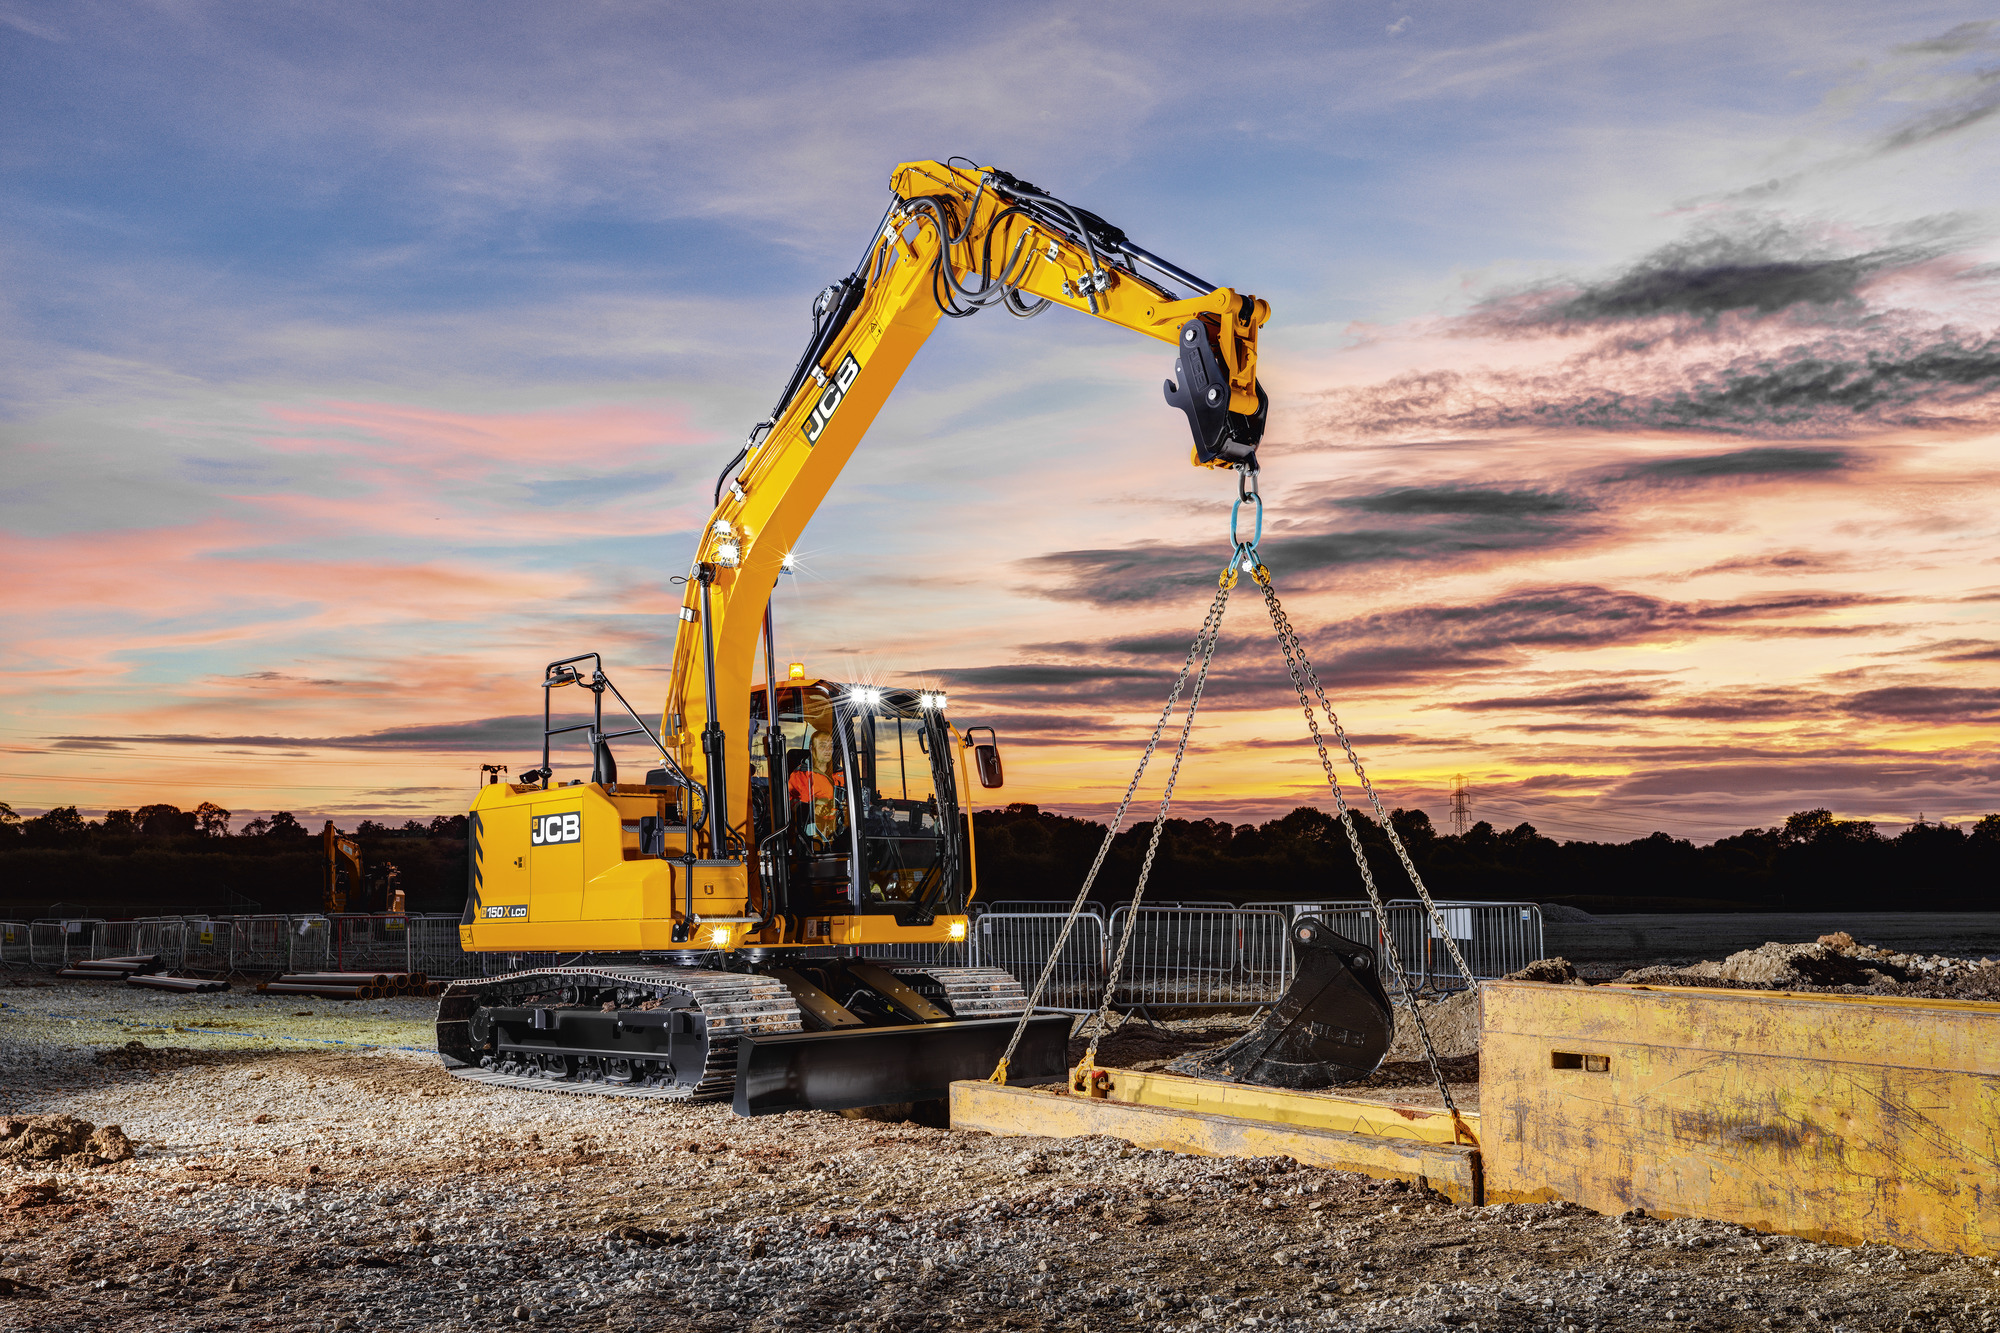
[{"x1": 7, "y1": 794, "x2": 1994, "y2": 851}]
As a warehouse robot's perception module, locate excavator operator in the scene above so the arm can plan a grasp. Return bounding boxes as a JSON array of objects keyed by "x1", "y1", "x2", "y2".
[{"x1": 787, "y1": 729, "x2": 845, "y2": 841}]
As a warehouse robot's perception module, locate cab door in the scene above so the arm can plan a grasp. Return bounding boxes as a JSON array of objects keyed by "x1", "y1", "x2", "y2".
[{"x1": 528, "y1": 799, "x2": 586, "y2": 922}]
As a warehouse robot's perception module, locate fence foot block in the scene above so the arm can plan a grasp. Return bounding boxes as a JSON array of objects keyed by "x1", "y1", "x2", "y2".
[{"x1": 949, "y1": 1079, "x2": 1483, "y2": 1205}]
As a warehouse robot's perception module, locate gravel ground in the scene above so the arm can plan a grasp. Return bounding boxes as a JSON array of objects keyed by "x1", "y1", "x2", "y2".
[{"x1": 5, "y1": 976, "x2": 2000, "y2": 1332}]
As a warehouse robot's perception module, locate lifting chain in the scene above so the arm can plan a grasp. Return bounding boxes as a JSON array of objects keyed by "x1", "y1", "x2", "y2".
[
  {"x1": 1076, "y1": 564, "x2": 1235, "y2": 1073},
  {"x1": 1252, "y1": 562, "x2": 1471, "y2": 1117},
  {"x1": 988, "y1": 560, "x2": 1237, "y2": 1086},
  {"x1": 992, "y1": 482, "x2": 1472, "y2": 1132}
]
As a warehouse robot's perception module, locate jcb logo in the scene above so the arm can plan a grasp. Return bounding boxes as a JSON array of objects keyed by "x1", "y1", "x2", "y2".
[
  {"x1": 531, "y1": 812, "x2": 581, "y2": 846},
  {"x1": 803, "y1": 354, "x2": 861, "y2": 444}
]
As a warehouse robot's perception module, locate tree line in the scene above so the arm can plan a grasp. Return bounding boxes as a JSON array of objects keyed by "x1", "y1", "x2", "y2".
[
  {"x1": 0, "y1": 803, "x2": 470, "y2": 844},
  {"x1": 5, "y1": 797, "x2": 1996, "y2": 915},
  {"x1": 969, "y1": 804, "x2": 2000, "y2": 912}
]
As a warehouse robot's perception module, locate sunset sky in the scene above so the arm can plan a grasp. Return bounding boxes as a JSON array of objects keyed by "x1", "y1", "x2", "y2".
[{"x1": 3, "y1": 2, "x2": 1997, "y2": 842}]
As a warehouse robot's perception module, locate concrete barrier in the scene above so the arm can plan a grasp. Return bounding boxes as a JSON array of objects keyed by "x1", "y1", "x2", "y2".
[{"x1": 1481, "y1": 980, "x2": 2000, "y2": 1256}]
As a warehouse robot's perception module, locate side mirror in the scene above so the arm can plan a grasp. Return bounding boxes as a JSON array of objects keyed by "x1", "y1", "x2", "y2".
[{"x1": 965, "y1": 727, "x2": 1004, "y2": 789}]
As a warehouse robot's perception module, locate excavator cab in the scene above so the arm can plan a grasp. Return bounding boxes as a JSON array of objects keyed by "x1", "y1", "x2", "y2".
[{"x1": 749, "y1": 680, "x2": 968, "y2": 924}]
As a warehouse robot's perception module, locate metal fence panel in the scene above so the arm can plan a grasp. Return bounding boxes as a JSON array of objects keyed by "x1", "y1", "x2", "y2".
[
  {"x1": 0, "y1": 921, "x2": 30, "y2": 964},
  {"x1": 87, "y1": 920, "x2": 138, "y2": 960},
  {"x1": 1104, "y1": 906, "x2": 1292, "y2": 1008},
  {"x1": 180, "y1": 918, "x2": 233, "y2": 972},
  {"x1": 971, "y1": 910, "x2": 1105, "y2": 1013},
  {"x1": 129, "y1": 917, "x2": 185, "y2": 970},
  {"x1": 228, "y1": 915, "x2": 297, "y2": 974},
  {"x1": 31, "y1": 918, "x2": 105, "y2": 966},
  {"x1": 1385, "y1": 900, "x2": 1543, "y2": 991},
  {"x1": 409, "y1": 915, "x2": 482, "y2": 979},
  {"x1": 330, "y1": 914, "x2": 415, "y2": 973},
  {"x1": 285, "y1": 916, "x2": 332, "y2": 973}
]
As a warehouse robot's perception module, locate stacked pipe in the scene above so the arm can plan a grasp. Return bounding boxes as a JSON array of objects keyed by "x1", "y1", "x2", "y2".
[
  {"x1": 127, "y1": 974, "x2": 229, "y2": 994},
  {"x1": 55, "y1": 955, "x2": 161, "y2": 980},
  {"x1": 258, "y1": 971, "x2": 438, "y2": 1001}
]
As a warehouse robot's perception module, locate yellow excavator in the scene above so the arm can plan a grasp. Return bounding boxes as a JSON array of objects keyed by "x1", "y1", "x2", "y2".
[{"x1": 438, "y1": 159, "x2": 1282, "y2": 1114}]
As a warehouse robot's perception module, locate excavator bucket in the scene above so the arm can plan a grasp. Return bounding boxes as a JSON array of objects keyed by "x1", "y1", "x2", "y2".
[{"x1": 1184, "y1": 916, "x2": 1394, "y2": 1089}]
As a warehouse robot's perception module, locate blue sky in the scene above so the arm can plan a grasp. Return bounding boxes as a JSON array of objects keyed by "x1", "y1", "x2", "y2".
[{"x1": 4, "y1": 1, "x2": 1998, "y2": 840}]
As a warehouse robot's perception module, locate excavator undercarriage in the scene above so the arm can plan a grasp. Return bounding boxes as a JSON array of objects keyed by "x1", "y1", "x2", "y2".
[{"x1": 437, "y1": 960, "x2": 1072, "y2": 1114}]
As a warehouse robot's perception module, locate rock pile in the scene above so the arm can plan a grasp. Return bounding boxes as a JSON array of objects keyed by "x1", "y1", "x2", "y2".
[
  {"x1": 0, "y1": 1113, "x2": 134, "y2": 1168},
  {"x1": 1618, "y1": 934, "x2": 2000, "y2": 998}
]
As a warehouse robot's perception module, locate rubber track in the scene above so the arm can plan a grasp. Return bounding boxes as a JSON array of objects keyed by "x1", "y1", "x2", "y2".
[{"x1": 437, "y1": 965, "x2": 800, "y2": 1103}]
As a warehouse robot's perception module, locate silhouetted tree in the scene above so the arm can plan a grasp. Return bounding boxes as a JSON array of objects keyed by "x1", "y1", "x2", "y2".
[
  {"x1": 99, "y1": 809, "x2": 137, "y2": 836},
  {"x1": 192, "y1": 802, "x2": 232, "y2": 837},
  {"x1": 428, "y1": 813, "x2": 467, "y2": 839},
  {"x1": 26, "y1": 806, "x2": 87, "y2": 843},
  {"x1": 134, "y1": 803, "x2": 198, "y2": 837},
  {"x1": 264, "y1": 811, "x2": 308, "y2": 838}
]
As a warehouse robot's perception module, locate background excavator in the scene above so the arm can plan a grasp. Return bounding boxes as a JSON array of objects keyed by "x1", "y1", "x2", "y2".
[
  {"x1": 439, "y1": 159, "x2": 1390, "y2": 1114},
  {"x1": 322, "y1": 821, "x2": 401, "y2": 914}
]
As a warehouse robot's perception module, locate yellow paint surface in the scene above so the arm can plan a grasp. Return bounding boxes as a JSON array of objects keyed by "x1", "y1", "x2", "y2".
[
  {"x1": 1083, "y1": 1066, "x2": 1477, "y2": 1147},
  {"x1": 949, "y1": 1078, "x2": 1483, "y2": 1205},
  {"x1": 1481, "y1": 981, "x2": 2000, "y2": 1256}
]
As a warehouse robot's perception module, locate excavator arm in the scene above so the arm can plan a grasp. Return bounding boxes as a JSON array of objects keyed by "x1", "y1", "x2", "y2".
[{"x1": 661, "y1": 160, "x2": 1272, "y2": 868}]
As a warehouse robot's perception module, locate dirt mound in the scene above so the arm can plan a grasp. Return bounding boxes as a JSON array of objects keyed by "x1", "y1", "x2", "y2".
[
  {"x1": 1504, "y1": 957, "x2": 1589, "y2": 985},
  {"x1": 1536, "y1": 903, "x2": 1599, "y2": 923},
  {"x1": 1617, "y1": 938, "x2": 2000, "y2": 998},
  {"x1": 0, "y1": 1114, "x2": 133, "y2": 1167},
  {"x1": 1388, "y1": 989, "x2": 1480, "y2": 1060}
]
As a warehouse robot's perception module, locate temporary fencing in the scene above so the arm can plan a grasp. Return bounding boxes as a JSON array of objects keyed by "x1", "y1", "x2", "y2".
[
  {"x1": 332, "y1": 913, "x2": 418, "y2": 973},
  {"x1": 971, "y1": 909, "x2": 1106, "y2": 1012},
  {"x1": 25, "y1": 901, "x2": 1542, "y2": 1001},
  {"x1": 966, "y1": 900, "x2": 1546, "y2": 1010},
  {"x1": 409, "y1": 916, "x2": 479, "y2": 978},
  {"x1": 1385, "y1": 900, "x2": 1543, "y2": 992},
  {"x1": 1101, "y1": 905, "x2": 1293, "y2": 1009},
  {"x1": 1283, "y1": 900, "x2": 1544, "y2": 995},
  {"x1": 30, "y1": 919, "x2": 106, "y2": 967}
]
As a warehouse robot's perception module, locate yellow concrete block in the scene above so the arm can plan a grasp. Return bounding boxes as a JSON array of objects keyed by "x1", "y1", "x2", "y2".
[
  {"x1": 950, "y1": 1079, "x2": 1482, "y2": 1205},
  {"x1": 1481, "y1": 981, "x2": 2000, "y2": 1256}
]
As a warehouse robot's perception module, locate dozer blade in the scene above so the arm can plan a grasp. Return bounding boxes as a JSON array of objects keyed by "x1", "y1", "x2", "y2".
[
  {"x1": 733, "y1": 1013, "x2": 1072, "y2": 1116},
  {"x1": 1186, "y1": 916, "x2": 1393, "y2": 1089}
]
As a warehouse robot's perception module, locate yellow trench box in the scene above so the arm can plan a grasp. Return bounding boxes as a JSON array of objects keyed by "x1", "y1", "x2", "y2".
[{"x1": 1481, "y1": 980, "x2": 2000, "y2": 1257}]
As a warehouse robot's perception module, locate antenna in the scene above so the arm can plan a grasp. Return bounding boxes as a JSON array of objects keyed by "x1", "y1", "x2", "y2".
[{"x1": 1450, "y1": 774, "x2": 1471, "y2": 837}]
